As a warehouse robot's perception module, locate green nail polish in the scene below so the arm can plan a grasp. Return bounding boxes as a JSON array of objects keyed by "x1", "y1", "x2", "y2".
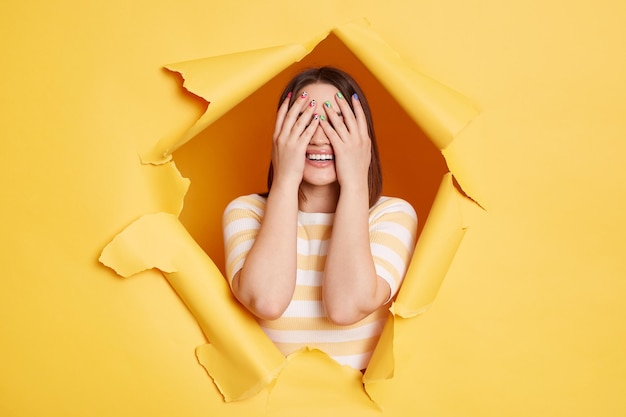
[
  {"x1": 324, "y1": 100, "x2": 331, "y2": 108},
  {"x1": 336, "y1": 92, "x2": 344, "y2": 99},
  {"x1": 319, "y1": 115, "x2": 326, "y2": 121}
]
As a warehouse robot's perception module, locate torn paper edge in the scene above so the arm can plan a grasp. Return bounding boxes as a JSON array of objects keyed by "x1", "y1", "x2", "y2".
[{"x1": 101, "y1": 18, "x2": 483, "y2": 405}]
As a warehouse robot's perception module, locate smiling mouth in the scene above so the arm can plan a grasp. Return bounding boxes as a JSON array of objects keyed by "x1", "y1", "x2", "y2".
[{"x1": 306, "y1": 154, "x2": 334, "y2": 161}]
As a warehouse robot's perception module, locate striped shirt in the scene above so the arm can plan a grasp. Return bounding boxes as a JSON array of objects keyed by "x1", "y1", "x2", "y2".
[{"x1": 223, "y1": 194, "x2": 417, "y2": 370}]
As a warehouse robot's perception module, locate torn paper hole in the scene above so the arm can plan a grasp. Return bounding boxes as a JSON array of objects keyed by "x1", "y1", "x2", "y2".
[{"x1": 100, "y1": 18, "x2": 482, "y2": 405}]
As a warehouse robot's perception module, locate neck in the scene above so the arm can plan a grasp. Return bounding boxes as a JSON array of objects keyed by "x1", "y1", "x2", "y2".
[{"x1": 298, "y1": 182, "x2": 340, "y2": 213}]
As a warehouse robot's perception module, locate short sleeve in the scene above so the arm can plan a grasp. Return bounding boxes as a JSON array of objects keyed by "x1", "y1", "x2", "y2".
[
  {"x1": 222, "y1": 194, "x2": 266, "y2": 286},
  {"x1": 368, "y1": 197, "x2": 418, "y2": 302}
]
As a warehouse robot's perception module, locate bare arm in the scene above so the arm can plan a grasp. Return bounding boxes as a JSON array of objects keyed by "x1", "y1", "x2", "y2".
[
  {"x1": 320, "y1": 93, "x2": 389, "y2": 325},
  {"x1": 232, "y1": 183, "x2": 299, "y2": 320},
  {"x1": 323, "y1": 185, "x2": 390, "y2": 325},
  {"x1": 231, "y1": 92, "x2": 319, "y2": 320}
]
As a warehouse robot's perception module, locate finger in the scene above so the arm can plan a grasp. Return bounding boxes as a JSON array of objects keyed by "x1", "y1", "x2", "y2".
[
  {"x1": 290, "y1": 97, "x2": 318, "y2": 138},
  {"x1": 332, "y1": 92, "x2": 358, "y2": 135},
  {"x1": 298, "y1": 113, "x2": 322, "y2": 143},
  {"x1": 335, "y1": 93, "x2": 357, "y2": 132},
  {"x1": 273, "y1": 93, "x2": 292, "y2": 140},
  {"x1": 318, "y1": 113, "x2": 343, "y2": 146},
  {"x1": 282, "y1": 92, "x2": 315, "y2": 137},
  {"x1": 350, "y1": 93, "x2": 369, "y2": 138},
  {"x1": 322, "y1": 97, "x2": 350, "y2": 140}
]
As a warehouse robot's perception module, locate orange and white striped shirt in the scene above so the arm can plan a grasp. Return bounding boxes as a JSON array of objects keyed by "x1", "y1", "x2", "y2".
[{"x1": 223, "y1": 194, "x2": 417, "y2": 370}]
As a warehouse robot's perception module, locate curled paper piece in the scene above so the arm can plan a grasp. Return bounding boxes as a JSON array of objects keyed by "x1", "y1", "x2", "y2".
[
  {"x1": 392, "y1": 172, "x2": 470, "y2": 318},
  {"x1": 267, "y1": 348, "x2": 381, "y2": 415},
  {"x1": 362, "y1": 314, "x2": 395, "y2": 382},
  {"x1": 363, "y1": 173, "x2": 475, "y2": 403},
  {"x1": 143, "y1": 36, "x2": 325, "y2": 164},
  {"x1": 146, "y1": 19, "x2": 478, "y2": 165},
  {"x1": 332, "y1": 20, "x2": 479, "y2": 150},
  {"x1": 99, "y1": 212, "x2": 286, "y2": 401}
]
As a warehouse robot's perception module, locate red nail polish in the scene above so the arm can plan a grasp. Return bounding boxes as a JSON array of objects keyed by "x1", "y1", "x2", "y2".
[
  {"x1": 309, "y1": 99, "x2": 316, "y2": 107},
  {"x1": 287, "y1": 91, "x2": 292, "y2": 99},
  {"x1": 300, "y1": 91, "x2": 308, "y2": 99}
]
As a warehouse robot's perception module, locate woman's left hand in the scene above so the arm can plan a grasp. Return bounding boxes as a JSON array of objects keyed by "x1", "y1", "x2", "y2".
[{"x1": 319, "y1": 93, "x2": 371, "y2": 189}]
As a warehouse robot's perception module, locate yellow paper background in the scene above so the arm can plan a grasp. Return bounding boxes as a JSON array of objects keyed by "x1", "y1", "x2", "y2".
[{"x1": 2, "y1": 1, "x2": 626, "y2": 416}]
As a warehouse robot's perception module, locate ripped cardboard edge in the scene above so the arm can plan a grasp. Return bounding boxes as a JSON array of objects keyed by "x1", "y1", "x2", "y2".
[
  {"x1": 141, "y1": 39, "x2": 325, "y2": 165},
  {"x1": 141, "y1": 18, "x2": 479, "y2": 165},
  {"x1": 363, "y1": 173, "x2": 478, "y2": 403},
  {"x1": 332, "y1": 20, "x2": 479, "y2": 150},
  {"x1": 100, "y1": 18, "x2": 482, "y2": 405},
  {"x1": 266, "y1": 347, "x2": 382, "y2": 414},
  {"x1": 99, "y1": 212, "x2": 286, "y2": 402},
  {"x1": 97, "y1": 175, "x2": 479, "y2": 405},
  {"x1": 392, "y1": 172, "x2": 470, "y2": 318}
]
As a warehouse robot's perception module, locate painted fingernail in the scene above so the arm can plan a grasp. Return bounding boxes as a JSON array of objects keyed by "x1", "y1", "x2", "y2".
[
  {"x1": 352, "y1": 93, "x2": 359, "y2": 100},
  {"x1": 309, "y1": 99, "x2": 316, "y2": 107},
  {"x1": 319, "y1": 115, "x2": 326, "y2": 121},
  {"x1": 313, "y1": 113, "x2": 319, "y2": 120},
  {"x1": 336, "y1": 91, "x2": 344, "y2": 99},
  {"x1": 300, "y1": 91, "x2": 308, "y2": 99},
  {"x1": 324, "y1": 100, "x2": 331, "y2": 108},
  {"x1": 287, "y1": 91, "x2": 292, "y2": 99}
]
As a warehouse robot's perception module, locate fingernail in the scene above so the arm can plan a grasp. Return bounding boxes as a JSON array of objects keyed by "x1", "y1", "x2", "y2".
[
  {"x1": 309, "y1": 99, "x2": 316, "y2": 107},
  {"x1": 319, "y1": 115, "x2": 326, "y2": 121},
  {"x1": 287, "y1": 91, "x2": 292, "y2": 99},
  {"x1": 313, "y1": 113, "x2": 319, "y2": 120},
  {"x1": 336, "y1": 92, "x2": 344, "y2": 99},
  {"x1": 300, "y1": 91, "x2": 308, "y2": 99},
  {"x1": 324, "y1": 100, "x2": 331, "y2": 108},
  {"x1": 352, "y1": 93, "x2": 359, "y2": 100}
]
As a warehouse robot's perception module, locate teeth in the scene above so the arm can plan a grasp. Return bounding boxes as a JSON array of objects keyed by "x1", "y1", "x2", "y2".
[{"x1": 307, "y1": 154, "x2": 334, "y2": 161}]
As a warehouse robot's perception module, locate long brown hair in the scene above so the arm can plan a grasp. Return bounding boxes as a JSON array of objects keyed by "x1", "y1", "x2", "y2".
[{"x1": 266, "y1": 66, "x2": 383, "y2": 207}]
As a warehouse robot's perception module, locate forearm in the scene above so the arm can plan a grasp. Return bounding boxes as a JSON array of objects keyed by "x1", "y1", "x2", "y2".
[
  {"x1": 323, "y1": 184, "x2": 389, "y2": 325},
  {"x1": 234, "y1": 181, "x2": 299, "y2": 320}
]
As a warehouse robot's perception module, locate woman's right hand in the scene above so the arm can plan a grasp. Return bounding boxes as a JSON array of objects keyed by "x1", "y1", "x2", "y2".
[{"x1": 271, "y1": 91, "x2": 319, "y2": 188}]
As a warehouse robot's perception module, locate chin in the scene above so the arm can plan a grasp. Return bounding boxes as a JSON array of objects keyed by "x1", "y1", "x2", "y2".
[{"x1": 301, "y1": 178, "x2": 339, "y2": 188}]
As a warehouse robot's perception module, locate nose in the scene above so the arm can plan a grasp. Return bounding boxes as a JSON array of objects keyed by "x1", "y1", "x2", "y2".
[{"x1": 309, "y1": 123, "x2": 330, "y2": 145}]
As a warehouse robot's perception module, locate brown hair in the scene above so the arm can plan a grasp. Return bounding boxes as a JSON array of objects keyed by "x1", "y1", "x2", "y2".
[{"x1": 266, "y1": 66, "x2": 383, "y2": 207}]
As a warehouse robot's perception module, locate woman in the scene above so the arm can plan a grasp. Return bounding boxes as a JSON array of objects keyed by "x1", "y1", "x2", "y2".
[{"x1": 223, "y1": 67, "x2": 417, "y2": 370}]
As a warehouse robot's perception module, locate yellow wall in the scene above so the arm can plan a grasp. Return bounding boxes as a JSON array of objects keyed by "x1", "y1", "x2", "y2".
[{"x1": 2, "y1": 1, "x2": 625, "y2": 416}]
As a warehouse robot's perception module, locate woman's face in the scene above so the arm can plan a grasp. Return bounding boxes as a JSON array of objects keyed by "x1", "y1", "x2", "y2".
[{"x1": 295, "y1": 82, "x2": 343, "y2": 190}]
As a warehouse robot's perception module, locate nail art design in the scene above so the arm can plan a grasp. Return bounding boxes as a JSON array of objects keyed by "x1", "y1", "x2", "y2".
[
  {"x1": 313, "y1": 113, "x2": 319, "y2": 120},
  {"x1": 309, "y1": 99, "x2": 316, "y2": 107},
  {"x1": 300, "y1": 91, "x2": 308, "y2": 99},
  {"x1": 324, "y1": 101, "x2": 331, "y2": 108},
  {"x1": 319, "y1": 115, "x2": 326, "y2": 121},
  {"x1": 352, "y1": 93, "x2": 359, "y2": 100},
  {"x1": 336, "y1": 91, "x2": 344, "y2": 99}
]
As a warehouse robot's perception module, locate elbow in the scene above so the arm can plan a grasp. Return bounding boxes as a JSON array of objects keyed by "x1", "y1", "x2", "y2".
[
  {"x1": 328, "y1": 314, "x2": 360, "y2": 327},
  {"x1": 236, "y1": 287, "x2": 289, "y2": 320},
  {"x1": 232, "y1": 274, "x2": 289, "y2": 320},
  {"x1": 325, "y1": 304, "x2": 365, "y2": 326},
  {"x1": 251, "y1": 299, "x2": 288, "y2": 321},
  {"x1": 324, "y1": 287, "x2": 387, "y2": 325}
]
